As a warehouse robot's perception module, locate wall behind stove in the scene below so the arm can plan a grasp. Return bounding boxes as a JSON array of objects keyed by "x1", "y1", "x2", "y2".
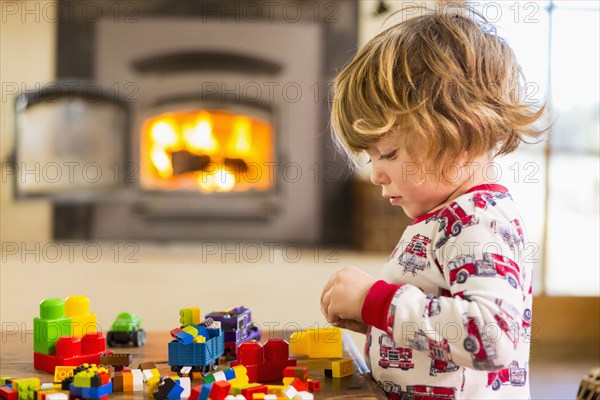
[{"x1": 0, "y1": 0, "x2": 55, "y2": 243}]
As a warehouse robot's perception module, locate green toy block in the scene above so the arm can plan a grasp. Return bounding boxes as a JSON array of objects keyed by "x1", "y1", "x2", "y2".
[
  {"x1": 73, "y1": 370, "x2": 93, "y2": 388},
  {"x1": 0, "y1": 377, "x2": 12, "y2": 386},
  {"x1": 179, "y1": 307, "x2": 200, "y2": 327},
  {"x1": 33, "y1": 298, "x2": 72, "y2": 355},
  {"x1": 12, "y1": 378, "x2": 40, "y2": 400}
]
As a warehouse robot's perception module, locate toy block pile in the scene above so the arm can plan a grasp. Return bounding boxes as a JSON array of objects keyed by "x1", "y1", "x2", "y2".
[
  {"x1": 33, "y1": 297, "x2": 110, "y2": 374},
  {"x1": 189, "y1": 364, "x2": 319, "y2": 400},
  {"x1": 69, "y1": 364, "x2": 112, "y2": 400}
]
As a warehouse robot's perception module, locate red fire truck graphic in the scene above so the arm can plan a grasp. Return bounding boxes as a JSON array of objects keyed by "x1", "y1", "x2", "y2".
[
  {"x1": 487, "y1": 360, "x2": 527, "y2": 391},
  {"x1": 490, "y1": 219, "x2": 525, "y2": 249},
  {"x1": 494, "y1": 299, "x2": 521, "y2": 348},
  {"x1": 471, "y1": 191, "x2": 510, "y2": 210},
  {"x1": 379, "y1": 381, "x2": 402, "y2": 400},
  {"x1": 378, "y1": 334, "x2": 415, "y2": 370},
  {"x1": 463, "y1": 315, "x2": 502, "y2": 370},
  {"x1": 430, "y1": 357, "x2": 459, "y2": 376},
  {"x1": 435, "y1": 202, "x2": 479, "y2": 248},
  {"x1": 447, "y1": 253, "x2": 522, "y2": 289},
  {"x1": 403, "y1": 385, "x2": 457, "y2": 400},
  {"x1": 399, "y1": 235, "x2": 431, "y2": 275},
  {"x1": 407, "y1": 330, "x2": 456, "y2": 376}
]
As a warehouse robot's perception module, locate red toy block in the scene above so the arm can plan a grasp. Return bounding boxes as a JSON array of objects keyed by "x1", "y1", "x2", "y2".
[
  {"x1": 289, "y1": 378, "x2": 308, "y2": 392},
  {"x1": 33, "y1": 332, "x2": 110, "y2": 374},
  {"x1": 189, "y1": 386, "x2": 200, "y2": 400},
  {"x1": 231, "y1": 340, "x2": 296, "y2": 383},
  {"x1": 56, "y1": 337, "x2": 81, "y2": 358},
  {"x1": 307, "y1": 379, "x2": 320, "y2": 392},
  {"x1": 283, "y1": 366, "x2": 308, "y2": 384},
  {"x1": 208, "y1": 381, "x2": 230, "y2": 400},
  {"x1": 240, "y1": 384, "x2": 268, "y2": 400},
  {"x1": 0, "y1": 387, "x2": 17, "y2": 400},
  {"x1": 81, "y1": 333, "x2": 106, "y2": 355}
]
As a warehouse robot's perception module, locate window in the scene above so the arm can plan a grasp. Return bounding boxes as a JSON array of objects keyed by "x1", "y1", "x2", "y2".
[{"x1": 470, "y1": 0, "x2": 600, "y2": 295}]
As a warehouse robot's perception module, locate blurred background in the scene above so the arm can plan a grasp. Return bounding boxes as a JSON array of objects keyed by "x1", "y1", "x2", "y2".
[{"x1": 1, "y1": 0, "x2": 598, "y2": 398}]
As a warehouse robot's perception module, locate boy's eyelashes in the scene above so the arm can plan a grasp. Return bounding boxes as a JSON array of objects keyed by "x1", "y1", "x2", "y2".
[{"x1": 366, "y1": 149, "x2": 398, "y2": 164}]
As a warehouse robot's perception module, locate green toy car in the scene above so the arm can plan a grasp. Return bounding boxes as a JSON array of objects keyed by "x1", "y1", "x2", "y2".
[{"x1": 106, "y1": 312, "x2": 146, "y2": 347}]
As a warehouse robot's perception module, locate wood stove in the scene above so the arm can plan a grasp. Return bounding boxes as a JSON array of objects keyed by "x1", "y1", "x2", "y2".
[{"x1": 14, "y1": 1, "x2": 358, "y2": 243}]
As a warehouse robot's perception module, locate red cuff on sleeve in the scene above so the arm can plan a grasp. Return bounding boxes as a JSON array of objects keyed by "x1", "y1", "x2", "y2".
[{"x1": 361, "y1": 280, "x2": 403, "y2": 332}]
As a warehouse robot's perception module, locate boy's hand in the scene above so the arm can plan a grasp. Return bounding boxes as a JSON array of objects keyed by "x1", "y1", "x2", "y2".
[
  {"x1": 332, "y1": 319, "x2": 369, "y2": 334},
  {"x1": 320, "y1": 266, "x2": 376, "y2": 325}
]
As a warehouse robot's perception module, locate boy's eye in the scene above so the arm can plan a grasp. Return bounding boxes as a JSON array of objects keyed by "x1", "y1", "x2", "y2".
[{"x1": 380, "y1": 149, "x2": 398, "y2": 160}]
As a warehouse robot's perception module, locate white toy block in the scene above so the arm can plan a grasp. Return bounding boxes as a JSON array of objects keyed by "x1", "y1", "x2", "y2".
[
  {"x1": 178, "y1": 377, "x2": 191, "y2": 398},
  {"x1": 131, "y1": 369, "x2": 144, "y2": 391},
  {"x1": 45, "y1": 393, "x2": 69, "y2": 400},
  {"x1": 294, "y1": 391, "x2": 314, "y2": 400},
  {"x1": 283, "y1": 385, "x2": 298, "y2": 399}
]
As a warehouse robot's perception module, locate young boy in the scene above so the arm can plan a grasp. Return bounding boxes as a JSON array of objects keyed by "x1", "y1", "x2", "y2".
[{"x1": 321, "y1": 6, "x2": 545, "y2": 399}]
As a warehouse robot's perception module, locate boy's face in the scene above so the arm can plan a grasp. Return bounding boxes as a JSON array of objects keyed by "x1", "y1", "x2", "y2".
[{"x1": 365, "y1": 135, "x2": 462, "y2": 219}]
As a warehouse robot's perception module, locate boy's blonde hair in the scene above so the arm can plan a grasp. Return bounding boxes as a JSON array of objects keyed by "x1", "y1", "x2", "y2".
[{"x1": 331, "y1": 6, "x2": 546, "y2": 170}]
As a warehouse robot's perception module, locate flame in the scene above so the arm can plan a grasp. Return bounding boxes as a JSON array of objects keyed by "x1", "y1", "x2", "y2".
[
  {"x1": 195, "y1": 165, "x2": 236, "y2": 192},
  {"x1": 233, "y1": 117, "x2": 252, "y2": 156},
  {"x1": 142, "y1": 109, "x2": 273, "y2": 193},
  {"x1": 151, "y1": 146, "x2": 172, "y2": 178},
  {"x1": 151, "y1": 121, "x2": 179, "y2": 148},
  {"x1": 184, "y1": 114, "x2": 218, "y2": 154},
  {"x1": 214, "y1": 167, "x2": 236, "y2": 192},
  {"x1": 196, "y1": 173, "x2": 215, "y2": 192}
]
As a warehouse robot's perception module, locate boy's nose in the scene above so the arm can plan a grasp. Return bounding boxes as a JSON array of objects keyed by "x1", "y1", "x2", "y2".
[{"x1": 370, "y1": 165, "x2": 390, "y2": 186}]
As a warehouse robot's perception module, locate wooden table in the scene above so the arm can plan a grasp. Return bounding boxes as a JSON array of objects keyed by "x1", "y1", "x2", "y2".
[{"x1": 0, "y1": 331, "x2": 387, "y2": 399}]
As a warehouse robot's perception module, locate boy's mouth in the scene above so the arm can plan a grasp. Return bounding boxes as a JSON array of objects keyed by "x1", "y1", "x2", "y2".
[{"x1": 389, "y1": 196, "x2": 403, "y2": 205}]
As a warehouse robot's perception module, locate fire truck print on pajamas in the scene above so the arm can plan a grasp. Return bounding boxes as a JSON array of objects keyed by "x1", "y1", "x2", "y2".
[
  {"x1": 407, "y1": 330, "x2": 458, "y2": 376},
  {"x1": 378, "y1": 334, "x2": 415, "y2": 370},
  {"x1": 399, "y1": 234, "x2": 432, "y2": 275},
  {"x1": 490, "y1": 218, "x2": 525, "y2": 249},
  {"x1": 487, "y1": 360, "x2": 527, "y2": 391},
  {"x1": 434, "y1": 202, "x2": 479, "y2": 248},
  {"x1": 462, "y1": 315, "x2": 503, "y2": 370},
  {"x1": 404, "y1": 385, "x2": 457, "y2": 400},
  {"x1": 378, "y1": 381, "x2": 457, "y2": 400},
  {"x1": 363, "y1": 184, "x2": 533, "y2": 399},
  {"x1": 447, "y1": 252, "x2": 522, "y2": 289},
  {"x1": 471, "y1": 191, "x2": 510, "y2": 210}
]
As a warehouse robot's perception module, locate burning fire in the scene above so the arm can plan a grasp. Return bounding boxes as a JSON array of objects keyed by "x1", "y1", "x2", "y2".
[{"x1": 141, "y1": 109, "x2": 274, "y2": 192}]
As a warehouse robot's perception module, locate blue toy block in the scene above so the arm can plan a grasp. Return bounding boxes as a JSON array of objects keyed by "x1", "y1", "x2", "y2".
[
  {"x1": 199, "y1": 383, "x2": 212, "y2": 400},
  {"x1": 70, "y1": 382, "x2": 112, "y2": 399},
  {"x1": 224, "y1": 368, "x2": 236, "y2": 380},
  {"x1": 165, "y1": 381, "x2": 184, "y2": 400},
  {"x1": 174, "y1": 330, "x2": 194, "y2": 345}
]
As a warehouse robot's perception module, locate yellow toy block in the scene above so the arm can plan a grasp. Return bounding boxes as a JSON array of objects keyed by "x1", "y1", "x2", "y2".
[
  {"x1": 231, "y1": 382, "x2": 260, "y2": 395},
  {"x1": 282, "y1": 377, "x2": 294, "y2": 386},
  {"x1": 252, "y1": 394, "x2": 265, "y2": 399},
  {"x1": 266, "y1": 385, "x2": 284, "y2": 394},
  {"x1": 54, "y1": 366, "x2": 75, "y2": 383},
  {"x1": 289, "y1": 328, "x2": 343, "y2": 358},
  {"x1": 64, "y1": 296, "x2": 97, "y2": 339},
  {"x1": 180, "y1": 307, "x2": 201, "y2": 327},
  {"x1": 331, "y1": 358, "x2": 353, "y2": 378},
  {"x1": 193, "y1": 335, "x2": 206, "y2": 343},
  {"x1": 182, "y1": 325, "x2": 198, "y2": 337},
  {"x1": 229, "y1": 365, "x2": 249, "y2": 386},
  {"x1": 12, "y1": 378, "x2": 41, "y2": 400},
  {"x1": 147, "y1": 376, "x2": 160, "y2": 397}
]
